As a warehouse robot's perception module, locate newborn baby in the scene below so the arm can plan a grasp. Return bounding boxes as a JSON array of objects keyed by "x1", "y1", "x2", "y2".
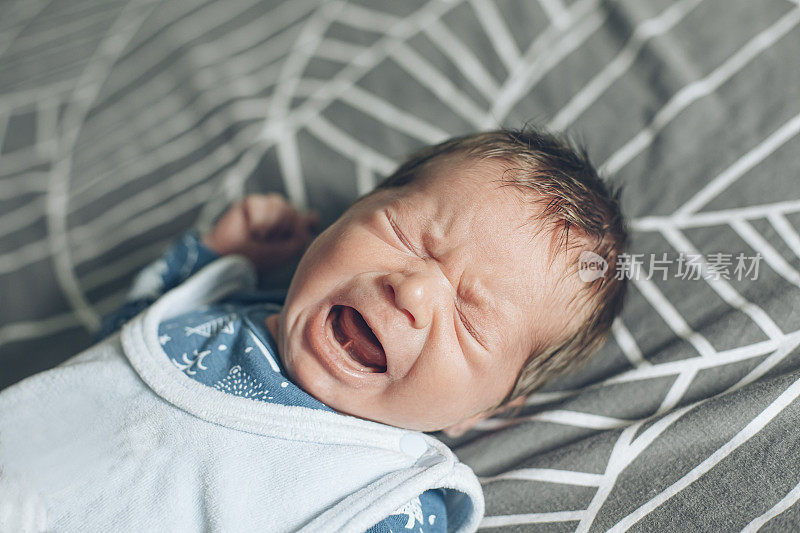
[{"x1": 0, "y1": 128, "x2": 627, "y2": 532}]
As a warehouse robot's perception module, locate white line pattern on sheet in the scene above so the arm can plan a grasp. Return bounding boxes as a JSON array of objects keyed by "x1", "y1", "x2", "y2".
[{"x1": 2, "y1": 0, "x2": 800, "y2": 528}]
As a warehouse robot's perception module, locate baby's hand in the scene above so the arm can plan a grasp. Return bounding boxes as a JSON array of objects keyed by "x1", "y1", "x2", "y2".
[{"x1": 203, "y1": 194, "x2": 319, "y2": 270}]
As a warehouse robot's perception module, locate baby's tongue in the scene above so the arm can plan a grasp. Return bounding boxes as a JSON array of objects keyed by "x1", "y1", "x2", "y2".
[{"x1": 339, "y1": 306, "x2": 386, "y2": 370}]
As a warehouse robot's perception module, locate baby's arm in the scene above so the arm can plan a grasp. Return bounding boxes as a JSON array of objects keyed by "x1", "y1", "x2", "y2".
[
  {"x1": 96, "y1": 194, "x2": 317, "y2": 340},
  {"x1": 94, "y1": 231, "x2": 220, "y2": 340}
]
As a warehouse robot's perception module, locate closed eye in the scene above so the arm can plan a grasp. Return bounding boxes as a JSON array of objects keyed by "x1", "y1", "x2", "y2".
[
  {"x1": 457, "y1": 303, "x2": 488, "y2": 350},
  {"x1": 385, "y1": 210, "x2": 418, "y2": 255}
]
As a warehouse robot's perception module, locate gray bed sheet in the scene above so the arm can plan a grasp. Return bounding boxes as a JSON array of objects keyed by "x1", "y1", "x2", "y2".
[{"x1": 1, "y1": 0, "x2": 799, "y2": 530}]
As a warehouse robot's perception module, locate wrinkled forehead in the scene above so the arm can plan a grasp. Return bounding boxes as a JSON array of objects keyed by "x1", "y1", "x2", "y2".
[
  {"x1": 396, "y1": 156, "x2": 590, "y2": 346},
  {"x1": 400, "y1": 156, "x2": 546, "y2": 259},
  {"x1": 405, "y1": 155, "x2": 520, "y2": 217},
  {"x1": 406, "y1": 161, "x2": 575, "y2": 300}
]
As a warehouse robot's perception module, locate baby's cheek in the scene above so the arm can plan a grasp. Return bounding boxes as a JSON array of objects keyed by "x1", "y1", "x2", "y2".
[
  {"x1": 292, "y1": 229, "x2": 352, "y2": 289},
  {"x1": 427, "y1": 355, "x2": 480, "y2": 404},
  {"x1": 318, "y1": 224, "x2": 369, "y2": 267}
]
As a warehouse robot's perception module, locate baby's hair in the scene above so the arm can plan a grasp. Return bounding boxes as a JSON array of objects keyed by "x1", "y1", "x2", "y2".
[{"x1": 373, "y1": 127, "x2": 628, "y2": 413}]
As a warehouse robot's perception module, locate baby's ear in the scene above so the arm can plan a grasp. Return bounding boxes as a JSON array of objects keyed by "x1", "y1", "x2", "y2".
[{"x1": 441, "y1": 396, "x2": 528, "y2": 438}]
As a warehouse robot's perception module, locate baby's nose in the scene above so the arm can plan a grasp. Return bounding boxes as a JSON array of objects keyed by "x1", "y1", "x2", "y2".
[{"x1": 383, "y1": 271, "x2": 441, "y2": 329}]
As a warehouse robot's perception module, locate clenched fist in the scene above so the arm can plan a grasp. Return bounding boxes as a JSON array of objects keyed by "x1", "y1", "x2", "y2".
[{"x1": 203, "y1": 194, "x2": 319, "y2": 271}]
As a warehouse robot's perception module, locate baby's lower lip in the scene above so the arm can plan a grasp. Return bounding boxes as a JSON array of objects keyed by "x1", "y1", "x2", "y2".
[{"x1": 301, "y1": 304, "x2": 388, "y2": 388}]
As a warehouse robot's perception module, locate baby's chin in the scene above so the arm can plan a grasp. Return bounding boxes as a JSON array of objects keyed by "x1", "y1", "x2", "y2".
[
  {"x1": 270, "y1": 311, "x2": 466, "y2": 433},
  {"x1": 335, "y1": 407, "x2": 450, "y2": 433},
  {"x1": 286, "y1": 360, "x2": 449, "y2": 431},
  {"x1": 322, "y1": 393, "x2": 460, "y2": 433}
]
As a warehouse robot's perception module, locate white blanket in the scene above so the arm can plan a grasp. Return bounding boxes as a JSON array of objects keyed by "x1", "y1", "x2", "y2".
[{"x1": 0, "y1": 257, "x2": 483, "y2": 533}]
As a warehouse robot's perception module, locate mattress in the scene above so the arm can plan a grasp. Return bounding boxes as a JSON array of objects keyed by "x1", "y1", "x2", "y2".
[{"x1": 1, "y1": 0, "x2": 799, "y2": 530}]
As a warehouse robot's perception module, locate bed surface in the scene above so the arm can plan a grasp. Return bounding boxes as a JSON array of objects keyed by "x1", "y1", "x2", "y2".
[{"x1": 2, "y1": 0, "x2": 800, "y2": 530}]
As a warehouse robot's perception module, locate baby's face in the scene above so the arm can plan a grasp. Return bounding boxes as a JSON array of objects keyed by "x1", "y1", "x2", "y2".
[{"x1": 271, "y1": 157, "x2": 583, "y2": 432}]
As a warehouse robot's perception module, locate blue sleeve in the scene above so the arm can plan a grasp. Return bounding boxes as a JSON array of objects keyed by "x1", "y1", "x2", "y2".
[
  {"x1": 95, "y1": 231, "x2": 220, "y2": 340},
  {"x1": 365, "y1": 489, "x2": 447, "y2": 533}
]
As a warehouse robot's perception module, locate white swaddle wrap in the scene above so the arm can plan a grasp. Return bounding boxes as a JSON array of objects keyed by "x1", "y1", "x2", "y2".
[{"x1": 0, "y1": 257, "x2": 483, "y2": 533}]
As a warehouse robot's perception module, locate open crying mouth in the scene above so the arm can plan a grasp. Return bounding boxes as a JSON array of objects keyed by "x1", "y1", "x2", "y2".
[{"x1": 329, "y1": 305, "x2": 387, "y2": 372}]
